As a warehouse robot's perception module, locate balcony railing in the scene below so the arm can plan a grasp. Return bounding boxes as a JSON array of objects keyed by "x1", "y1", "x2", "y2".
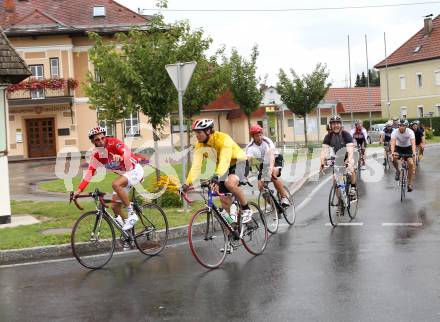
[{"x1": 7, "y1": 87, "x2": 74, "y2": 100}]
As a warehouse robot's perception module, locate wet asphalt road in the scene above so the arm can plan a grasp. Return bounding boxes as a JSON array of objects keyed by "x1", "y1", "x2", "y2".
[{"x1": 1, "y1": 146, "x2": 440, "y2": 322}]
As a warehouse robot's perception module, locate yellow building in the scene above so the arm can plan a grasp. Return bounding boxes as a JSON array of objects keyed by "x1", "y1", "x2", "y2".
[
  {"x1": 1, "y1": 0, "x2": 154, "y2": 159},
  {"x1": 375, "y1": 15, "x2": 440, "y2": 119}
]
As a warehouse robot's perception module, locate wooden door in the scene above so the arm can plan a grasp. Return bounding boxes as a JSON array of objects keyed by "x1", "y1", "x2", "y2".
[{"x1": 26, "y1": 118, "x2": 56, "y2": 158}]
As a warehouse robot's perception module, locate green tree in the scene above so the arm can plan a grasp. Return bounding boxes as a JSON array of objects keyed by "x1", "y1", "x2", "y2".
[
  {"x1": 277, "y1": 63, "x2": 330, "y2": 146},
  {"x1": 86, "y1": 7, "x2": 216, "y2": 182},
  {"x1": 355, "y1": 69, "x2": 380, "y2": 87},
  {"x1": 229, "y1": 45, "x2": 263, "y2": 140},
  {"x1": 355, "y1": 73, "x2": 361, "y2": 87}
]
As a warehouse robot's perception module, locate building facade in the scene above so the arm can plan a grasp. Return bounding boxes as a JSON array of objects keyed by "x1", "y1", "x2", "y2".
[
  {"x1": 1, "y1": 0, "x2": 156, "y2": 159},
  {"x1": 375, "y1": 15, "x2": 440, "y2": 119}
]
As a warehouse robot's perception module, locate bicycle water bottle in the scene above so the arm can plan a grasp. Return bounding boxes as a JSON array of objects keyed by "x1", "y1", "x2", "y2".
[
  {"x1": 229, "y1": 202, "x2": 238, "y2": 223},
  {"x1": 219, "y1": 208, "x2": 234, "y2": 225}
]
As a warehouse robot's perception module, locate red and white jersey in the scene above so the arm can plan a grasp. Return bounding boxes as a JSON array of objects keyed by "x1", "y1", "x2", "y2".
[
  {"x1": 78, "y1": 137, "x2": 139, "y2": 191},
  {"x1": 350, "y1": 127, "x2": 368, "y2": 140}
]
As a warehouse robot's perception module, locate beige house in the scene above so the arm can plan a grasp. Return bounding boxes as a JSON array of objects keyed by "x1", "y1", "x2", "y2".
[
  {"x1": 375, "y1": 15, "x2": 440, "y2": 119},
  {"x1": 1, "y1": 0, "x2": 156, "y2": 159}
]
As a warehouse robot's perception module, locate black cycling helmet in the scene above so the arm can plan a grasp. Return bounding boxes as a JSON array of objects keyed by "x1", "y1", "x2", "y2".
[
  {"x1": 329, "y1": 115, "x2": 342, "y2": 124},
  {"x1": 399, "y1": 118, "x2": 409, "y2": 126}
]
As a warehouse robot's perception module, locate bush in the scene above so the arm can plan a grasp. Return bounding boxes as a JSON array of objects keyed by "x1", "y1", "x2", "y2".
[
  {"x1": 159, "y1": 191, "x2": 183, "y2": 208},
  {"x1": 425, "y1": 129, "x2": 434, "y2": 140}
]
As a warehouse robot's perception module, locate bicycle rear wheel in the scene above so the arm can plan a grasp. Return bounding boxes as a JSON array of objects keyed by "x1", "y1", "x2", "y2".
[
  {"x1": 188, "y1": 208, "x2": 228, "y2": 269},
  {"x1": 71, "y1": 211, "x2": 115, "y2": 269},
  {"x1": 258, "y1": 190, "x2": 279, "y2": 234},
  {"x1": 280, "y1": 186, "x2": 296, "y2": 225},
  {"x1": 133, "y1": 203, "x2": 169, "y2": 256},
  {"x1": 242, "y1": 202, "x2": 268, "y2": 255}
]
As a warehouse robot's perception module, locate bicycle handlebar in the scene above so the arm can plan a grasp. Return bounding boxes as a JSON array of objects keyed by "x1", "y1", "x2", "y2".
[{"x1": 69, "y1": 191, "x2": 109, "y2": 210}]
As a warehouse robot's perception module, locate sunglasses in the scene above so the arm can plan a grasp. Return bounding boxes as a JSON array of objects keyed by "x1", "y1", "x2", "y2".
[{"x1": 93, "y1": 136, "x2": 105, "y2": 143}]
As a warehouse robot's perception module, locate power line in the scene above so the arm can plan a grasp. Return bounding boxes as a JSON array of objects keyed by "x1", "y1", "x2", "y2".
[{"x1": 140, "y1": 1, "x2": 440, "y2": 12}]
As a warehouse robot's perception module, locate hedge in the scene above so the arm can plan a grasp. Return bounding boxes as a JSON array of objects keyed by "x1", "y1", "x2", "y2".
[{"x1": 363, "y1": 116, "x2": 440, "y2": 135}]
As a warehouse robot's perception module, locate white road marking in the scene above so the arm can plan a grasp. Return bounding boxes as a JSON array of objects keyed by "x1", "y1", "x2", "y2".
[
  {"x1": 325, "y1": 223, "x2": 364, "y2": 226},
  {"x1": 382, "y1": 223, "x2": 423, "y2": 227},
  {"x1": 296, "y1": 175, "x2": 333, "y2": 211}
]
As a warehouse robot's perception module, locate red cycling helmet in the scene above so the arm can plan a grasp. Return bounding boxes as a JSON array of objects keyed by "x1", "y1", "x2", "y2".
[{"x1": 249, "y1": 124, "x2": 263, "y2": 135}]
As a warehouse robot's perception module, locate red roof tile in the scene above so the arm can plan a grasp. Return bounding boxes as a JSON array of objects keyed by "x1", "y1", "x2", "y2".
[
  {"x1": 202, "y1": 91, "x2": 239, "y2": 111},
  {"x1": 375, "y1": 15, "x2": 440, "y2": 68},
  {"x1": 323, "y1": 87, "x2": 381, "y2": 113},
  {"x1": 0, "y1": 0, "x2": 148, "y2": 34}
]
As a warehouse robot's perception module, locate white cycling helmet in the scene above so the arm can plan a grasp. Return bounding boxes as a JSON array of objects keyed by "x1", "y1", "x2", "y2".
[
  {"x1": 191, "y1": 119, "x2": 214, "y2": 131},
  {"x1": 88, "y1": 126, "x2": 106, "y2": 139},
  {"x1": 386, "y1": 120, "x2": 393, "y2": 127}
]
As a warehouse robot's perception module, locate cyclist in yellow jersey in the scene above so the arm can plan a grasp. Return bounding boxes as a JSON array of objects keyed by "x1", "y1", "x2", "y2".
[{"x1": 181, "y1": 119, "x2": 253, "y2": 223}]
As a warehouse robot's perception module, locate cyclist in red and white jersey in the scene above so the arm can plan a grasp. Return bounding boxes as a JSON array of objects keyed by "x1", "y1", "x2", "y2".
[
  {"x1": 73, "y1": 126, "x2": 144, "y2": 231},
  {"x1": 350, "y1": 120, "x2": 368, "y2": 169}
]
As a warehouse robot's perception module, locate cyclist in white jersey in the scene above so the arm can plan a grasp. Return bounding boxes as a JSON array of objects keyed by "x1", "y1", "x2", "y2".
[
  {"x1": 390, "y1": 119, "x2": 416, "y2": 192},
  {"x1": 246, "y1": 124, "x2": 290, "y2": 207}
]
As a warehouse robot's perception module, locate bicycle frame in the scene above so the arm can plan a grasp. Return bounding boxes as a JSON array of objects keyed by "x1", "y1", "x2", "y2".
[{"x1": 261, "y1": 181, "x2": 284, "y2": 215}]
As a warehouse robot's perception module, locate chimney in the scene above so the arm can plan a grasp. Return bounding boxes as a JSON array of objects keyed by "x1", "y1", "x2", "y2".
[
  {"x1": 424, "y1": 17, "x2": 433, "y2": 35},
  {"x1": 4, "y1": 0, "x2": 16, "y2": 13}
]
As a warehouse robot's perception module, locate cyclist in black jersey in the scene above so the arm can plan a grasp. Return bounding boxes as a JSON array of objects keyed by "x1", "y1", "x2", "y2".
[
  {"x1": 380, "y1": 121, "x2": 394, "y2": 166},
  {"x1": 411, "y1": 120, "x2": 425, "y2": 162}
]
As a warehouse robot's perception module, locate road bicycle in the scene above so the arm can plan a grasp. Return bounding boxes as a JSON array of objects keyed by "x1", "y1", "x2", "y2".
[
  {"x1": 324, "y1": 157, "x2": 359, "y2": 227},
  {"x1": 356, "y1": 143, "x2": 366, "y2": 181},
  {"x1": 182, "y1": 181, "x2": 268, "y2": 269},
  {"x1": 70, "y1": 188, "x2": 169, "y2": 269},
  {"x1": 394, "y1": 153, "x2": 413, "y2": 202},
  {"x1": 257, "y1": 180, "x2": 296, "y2": 234},
  {"x1": 383, "y1": 142, "x2": 392, "y2": 171}
]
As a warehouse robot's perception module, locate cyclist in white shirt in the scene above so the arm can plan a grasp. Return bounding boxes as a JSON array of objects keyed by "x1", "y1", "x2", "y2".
[
  {"x1": 390, "y1": 119, "x2": 416, "y2": 192},
  {"x1": 246, "y1": 124, "x2": 290, "y2": 207},
  {"x1": 350, "y1": 120, "x2": 368, "y2": 170}
]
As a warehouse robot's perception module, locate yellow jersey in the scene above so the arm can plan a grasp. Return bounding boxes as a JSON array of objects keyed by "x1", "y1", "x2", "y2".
[{"x1": 186, "y1": 131, "x2": 247, "y2": 185}]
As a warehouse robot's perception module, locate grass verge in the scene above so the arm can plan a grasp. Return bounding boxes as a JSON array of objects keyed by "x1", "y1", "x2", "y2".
[{"x1": 2, "y1": 199, "x2": 205, "y2": 250}]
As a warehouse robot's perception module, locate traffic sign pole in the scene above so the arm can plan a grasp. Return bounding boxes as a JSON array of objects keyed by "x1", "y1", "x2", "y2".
[{"x1": 165, "y1": 61, "x2": 197, "y2": 211}]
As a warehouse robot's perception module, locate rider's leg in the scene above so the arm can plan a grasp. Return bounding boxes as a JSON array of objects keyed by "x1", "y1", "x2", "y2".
[
  {"x1": 111, "y1": 195, "x2": 124, "y2": 218},
  {"x1": 272, "y1": 168, "x2": 287, "y2": 198},
  {"x1": 219, "y1": 195, "x2": 233, "y2": 213},
  {"x1": 224, "y1": 174, "x2": 247, "y2": 207},
  {"x1": 112, "y1": 175, "x2": 130, "y2": 208},
  {"x1": 407, "y1": 157, "x2": 415, "y2": 187}
]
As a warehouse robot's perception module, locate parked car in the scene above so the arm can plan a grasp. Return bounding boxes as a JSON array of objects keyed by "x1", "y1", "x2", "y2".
[{"x1": 368, "y1": 123, "x2": 385, "y2": 144}]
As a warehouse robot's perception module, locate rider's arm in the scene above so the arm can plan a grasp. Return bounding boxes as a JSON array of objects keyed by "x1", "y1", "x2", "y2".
[
  {"x1": 113, "y1": 138, "x2": 136, "y2": 170},
  {"x1": 379, "y1": 132, "x2": 384, "y2": 144},
  {"x1": 390, "y1": 138, "x2": 396, "y2": 155},
  {"x1": 186, "y1": 144, "x2": 204, "y2": 185},
  {"x1": 78, "y1": 153, "x2": 100, "y2": 192},
  {"x1": 320, "y1": 144, "x2": 329, "y2": 166},
  {"x1": 362, "y1": 128, "x2": 369, "y2": 145},
  {"x1": 410, "y1": 131, "x2": 416, "y2": 155}
]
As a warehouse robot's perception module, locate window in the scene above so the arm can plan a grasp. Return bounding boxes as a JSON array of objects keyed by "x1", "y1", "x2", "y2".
[
  {"x1": 416, "y1": 73, "x2": 423, "y2": 88},
  {"x1": 400, "y1": 107, "x2": 407, "y2": 119},
  {"x1": 400, "y1": 75, "x2": 406, "y2": 90},
  {"x1": 417, "y1": 106, "x2": 424, "y2": 118},
  {"x1": 98, "y1": 120, "x2": 116, "y2": 137},
  {"x1": 287, "y1": 119, "x2": 294, "y2": 127},
  {"x1": 93, "y1": 6, "x2": 106, "y2": 17},
  {"x1": 124, "y1": 112, "x2": 140, "y2": 136},
  {"x1": 30, "y1": 64, "x2": 44, "y2": 99},
  {"x1": 435, "y1": 70, "x2": 440, "y2": 86},
  {"x1": 49, "y1": 58, "x2": 59, "y2": 78},
  {"x1": 94, "y1": 66, "x2": 103, "y2": 83},
  {"x1": 321, "y1": 117, "x2": 328, "y2": 125},
  {"x1": 269, "y1": 100, "x2": 276, "y2": 104}
]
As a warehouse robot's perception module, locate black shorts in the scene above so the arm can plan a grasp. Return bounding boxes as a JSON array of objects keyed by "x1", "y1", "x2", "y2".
[
  {"x1": 218, "y1": 160, "x2": 250, "y2": 194},
  {"x1": 257, "y1": 154, "x2": 284, "y2": 180},
  {"x1": 355, "y1": 138, "x2": 366, "y2": 147},
  {"x1": 396, "y1": 146, "x2": 413, "y2": 157}
]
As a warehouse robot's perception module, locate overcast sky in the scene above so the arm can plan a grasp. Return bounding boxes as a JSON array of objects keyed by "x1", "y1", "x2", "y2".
[{"x1": 117, "y1": 0, "x2": 440, "y2": 87}]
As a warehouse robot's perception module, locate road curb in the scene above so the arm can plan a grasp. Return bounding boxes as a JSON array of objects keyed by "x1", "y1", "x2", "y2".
[{"x1": 0, "y1": 171, "x2": 317, "y2": 266}]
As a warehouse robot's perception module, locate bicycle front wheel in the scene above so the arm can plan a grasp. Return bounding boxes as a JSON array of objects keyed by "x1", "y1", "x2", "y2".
[
  {"x1": 188, "y1": 208, "x2": 228, "y2": 269},
  {"x1": 348, "y1": 184, "x2": 359, "y2": 219},
  {"x1": 242, "y1": 202, "x2": 268, "y2": 256},
  {"x1": 400, "y1": 169, "x2": 406, "y2": 202},
  {"x1": 258, "y1": 190, "x2": 279, "y2": 234},
  {"x1": 328, "y1": 185, "x2": 350, "y2": 227},
  {"x1": 71, "y1": 211, "x2": 115, "y2": 269},
  {"x1": 134, "y1": 203, "x2": 169, "y2": 256}
]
